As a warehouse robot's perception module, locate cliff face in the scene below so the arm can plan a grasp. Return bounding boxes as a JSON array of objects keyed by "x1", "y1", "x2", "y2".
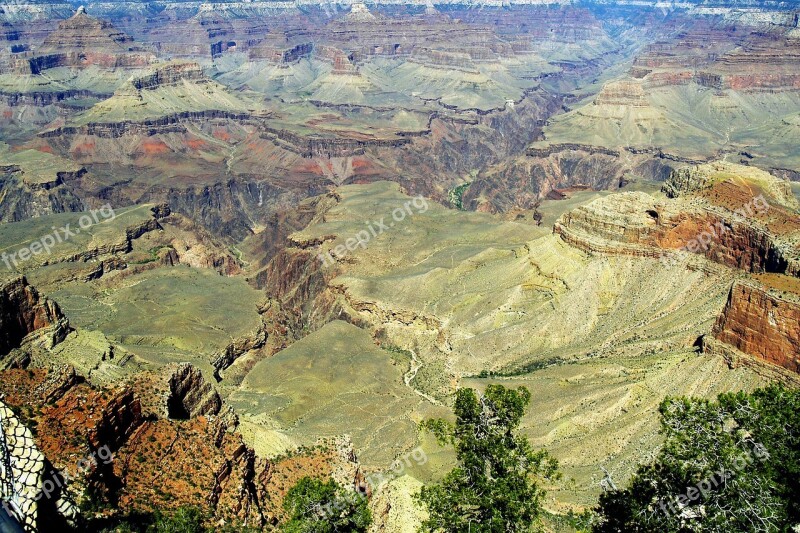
[
  {"x1": 30, "y1": 8, "x2": 154, "y2": 70},
  {"x1": 476, "y1": 146, "x2": 625, "y2": 212},
  {"x1": 0, "y1": 276, "x2": 69, "y2": 357},
  {"x1": 634, "y1": 28, "x2": 800, "y2": 93},
  {"x1": 0, "y1": 364, "x2": 363, "y2": 529},
  {"x1": 41, "y1": 109, "x2": 256, "y2": 138},
  {"x1": 86, "y1": 387, "x2": 143, "y2": 451},
  {"x1": 467, "y1": 142, "x2": 680, "y2": 212},
  {"x1": 165, "y1": 363, "x2": 223, "y2": 419},
  {"x1": 558, "y1": 200, "x2": 794, "y2": 275},
  {"x1": 129, "y1": 61, "x2": 205, "y2": 90},
  {"x1": 0, "y1": 164, "x2": 85, "y2": 223},
  {"x1": 554, "y1": 164, "x2": 800, "y2": 277},
  {"x1": 712, "y1": 281, "x2": 800, "y2": 374}
]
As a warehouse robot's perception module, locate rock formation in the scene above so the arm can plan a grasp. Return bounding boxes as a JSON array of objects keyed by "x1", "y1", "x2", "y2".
[
  {"x1": 164, "y1": 363, "x2": 223, "y2": 419},
  {"x1": 37, "y1": 60, "x2": 263, "y2": 144},
  {"x1": 12, "y1": 7, "x2": 154, "y2": 73},
  {"x1": 708, "y1": 280, "x2": 800, "y2": 380},
  {"x1": 0, "y1": 364, "x2": 367, "y2": 529},
  {"x1": 0, "y1": 149, "x2": 86, "y2": 222},
  {"x1": 0, "y1": 3, "x2": 798, "y2": 525},
  {"x1": 550, "y1": 162, "x2": 800, "y2": 382},
  {"x1": 0, "y1": 276, "x2": 69, "y2": 358},
  {"x1": 554, "y1": 163, "x2": 800, "y2": 277}
]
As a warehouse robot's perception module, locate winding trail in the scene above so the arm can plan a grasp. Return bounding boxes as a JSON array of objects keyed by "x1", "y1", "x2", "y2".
[{"x1": 403, "y1": 349, "x2": 440, "y2": 405}]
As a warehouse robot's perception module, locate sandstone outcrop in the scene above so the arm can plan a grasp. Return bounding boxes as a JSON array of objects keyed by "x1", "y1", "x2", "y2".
[
  {"x1": 593, "y1": 80, "x2": 648, "y2": 107},
  {"x1": 149, "y1": 213, "x2": 242, "y2": 275},
  {"x1": 249, "y1": 40, "x2": 313, "y2": 63},
  {"x1": 164, "y1": 363, "x2": 223, "y2": 419},
  {"x1": 4, "y1": 7, "x2": 153, "y2": 81},
  {"x1": 466, "y1": 141, "x2": 678, "y2": 213},
  {"x1": 29, "y1": 7, "x2": 154, "y2": 70}
]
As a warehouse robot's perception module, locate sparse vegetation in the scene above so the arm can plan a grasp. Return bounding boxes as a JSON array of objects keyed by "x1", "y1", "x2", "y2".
[
  {"x1": 383, "y1": 344, "x2": 414, "y2": 367},
  {"x1": 544, "y1": 509, "x2": 596, "y2": 532},
  {"x1": 474, "y1": 357, "x2": 563, "y2": 378},
  {"x1": 448, "y1": 182, "x2": 472, "y2": 211},
  {"x1": 83, "y1": 506, "x2": 207, "y2": 533},
  {"x1": 128, "y1": 245, "x2": 174, "y2": 265},
  {"x1": 148, "y1": 506, "x2": 206, "y2": 533}
]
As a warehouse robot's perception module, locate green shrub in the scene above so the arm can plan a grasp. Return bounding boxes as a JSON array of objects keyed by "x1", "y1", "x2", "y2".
[
  {"x1": 281, "y1": 477, "x2": 371, "y2": 532},
  {"x1": 594, "y1": 385, "x2": 800, "y2": 532}
]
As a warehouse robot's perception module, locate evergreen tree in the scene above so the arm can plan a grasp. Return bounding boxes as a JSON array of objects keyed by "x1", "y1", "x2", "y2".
[
  {"x1": 594, "y1": 385, "x2": 800, "y2": 533},
  {"x1": 417, "y1": 385, "x2": 560, "y2": 532}
]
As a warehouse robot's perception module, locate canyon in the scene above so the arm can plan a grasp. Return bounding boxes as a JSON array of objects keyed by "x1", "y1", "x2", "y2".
[{"x1": 0, "y1": 1, "x2": 797, "y2": 530}]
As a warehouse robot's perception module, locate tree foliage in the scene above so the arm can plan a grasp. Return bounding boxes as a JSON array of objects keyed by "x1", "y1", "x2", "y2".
[
  {"x1": 148, "y1": 507, "x2": 207, "y2": 533},
  {"x1": 594, "y1": 384, "x2": 800, "y2": 533},
  {"x1": 417, "y1": 384, "x2": 560, "y2": 532},
  {"x1": 281, "y1": 476, "x2": 371, "y2": 532}
]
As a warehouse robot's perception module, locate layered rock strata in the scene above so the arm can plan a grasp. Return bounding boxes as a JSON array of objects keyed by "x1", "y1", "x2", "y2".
[
  {"x1": 554, "y1": 164, "x2": 800, "y2": 277},
  {"x1": 710, "y1": 281, "x2": 800, "y2": 376},
  {"x1": 22, "y1": 7, "x2": 153, "y2": 71}
]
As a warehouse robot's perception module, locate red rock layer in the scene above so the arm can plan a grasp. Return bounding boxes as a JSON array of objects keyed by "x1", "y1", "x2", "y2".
[
  {"x1": 0, "y1": 365, "x2": 361, "y2": 528},
  {"x1": 713, "y1": 281, "x2": 800, "y2": 373}
]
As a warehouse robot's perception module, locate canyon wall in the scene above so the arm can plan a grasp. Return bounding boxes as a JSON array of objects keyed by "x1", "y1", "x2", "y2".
[
  {"x1": 712, "y1": 281, "x2": 800, "y2": 375},
  {"x1": 0, "y1": 165, "x2": 85, "y2": 222},
  {"x1": 0, "y1": 276, "x2": 69, "y2": 357}
]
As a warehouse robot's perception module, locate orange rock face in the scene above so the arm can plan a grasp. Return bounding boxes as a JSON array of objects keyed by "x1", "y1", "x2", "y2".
[
  {"x1": 0, "y1": 365, "x2": 361, "y2": 528},
  {"x1": 713, "y1": 281, "x2": 800, "y2": 374}
]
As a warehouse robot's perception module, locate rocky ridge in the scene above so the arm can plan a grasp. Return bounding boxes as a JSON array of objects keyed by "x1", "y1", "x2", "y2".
[
  {"x1": 554, "y1": 163, "x2": 800, "y2": 276},
  {"x1": 0, "y1": 363, "x2": 367, "y2": 529},
  {"x1": 16, "y1": 7, "x2": 154, "y2": 72},
  {"x1": 0, "y1": 148, "x2": 86, "y2": 222}
]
